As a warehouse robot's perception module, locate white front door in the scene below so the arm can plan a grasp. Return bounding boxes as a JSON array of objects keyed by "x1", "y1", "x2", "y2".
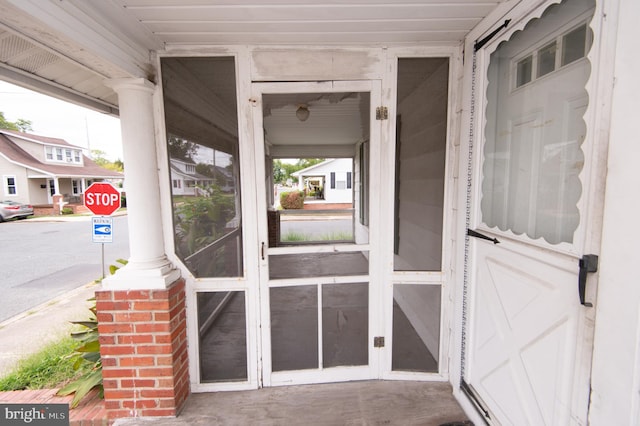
[
  {"x1": 252, "y1": 80, "x2": 383, "y2": 387},
  {"x1": 464, "y1": 0, "x2": 597, "y2": 424}
]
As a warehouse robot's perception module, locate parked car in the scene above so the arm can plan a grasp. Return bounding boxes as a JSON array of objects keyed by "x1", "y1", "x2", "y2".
[{"x1": 0, "y1": 200, "x2": 33, "y2": 222}]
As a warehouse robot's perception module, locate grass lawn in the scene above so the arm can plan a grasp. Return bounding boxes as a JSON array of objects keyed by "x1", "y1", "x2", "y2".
[{"x1": 0, "y1": 336, "x2": 86, "y2": 391}]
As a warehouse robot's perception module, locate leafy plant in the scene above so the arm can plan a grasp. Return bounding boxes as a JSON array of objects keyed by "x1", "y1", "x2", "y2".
[
  {"x1": 173, "y1": 183, "x2": 235, "y2": 257},
  {"x1": 56, "y1": 301, "x2": 102, "y2": 408},
  {"x1": 109, "y1": 258, "x2": 128, "y2": 275},
  {"x1": 56, "y1": 260, "x2": 128, "y2": 408}
]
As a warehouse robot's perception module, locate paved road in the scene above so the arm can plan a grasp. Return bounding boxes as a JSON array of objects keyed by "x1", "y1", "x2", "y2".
[{"x1": 0, "y1": 215, "x2": 130, "y2": 322}]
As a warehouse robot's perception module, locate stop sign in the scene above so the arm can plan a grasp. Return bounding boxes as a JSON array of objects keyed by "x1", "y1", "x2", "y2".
[{"x1": 84, "y1": 182, "x2": 121, "y2": 216}]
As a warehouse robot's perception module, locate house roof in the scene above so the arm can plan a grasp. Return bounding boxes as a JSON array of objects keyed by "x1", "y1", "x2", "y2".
[
  {"x1": 0, "y1": 132, "x2": 123, "y2": 179},
  {"x1": 169, "y1": 161, "x2": 212, "y2": 182},
  {"x1": 0, "y1": 129, "x2": 83, "y2": 149},
  {"x1": 291, "y1": 159, "x2": 337, "y2": 177}
]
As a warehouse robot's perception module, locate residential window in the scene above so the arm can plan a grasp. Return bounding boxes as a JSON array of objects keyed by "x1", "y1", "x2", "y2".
[
  {"x1": 514, "y1": 23, "x2": 589, "y2": 90},
  {"x1": 562, "y1": 24, "x2": 587, "y2": 66},
  {"x1": 484, "y1": 18, "x2": 593, "y2": 244},
  {"x1": 4, "y1": 176, "x2": 17, "y2": 195},
  {"x1": 45, "y1": 147, "x2": 53, "y2": 160},
  {"x1": 516, "y1": 55, "x2": 533, "y2": 88},
  {"x1": 56, "y1": 148, "x2": 63, "y2": 161},
  {"x1": 65, "y1": 149, "x2": 72, "y2": 162},
  {"x1": 537, "y1": 42, "x2": 557, "y2": 78},
  {"x1": 74, "y1": 150, "x2": 81, "y2": 162},
  {"x1": 173, "y1": 179, "x2": 181, "y2": 189},
  {"x1": 72, "y1": 180, "x2": 80, "y2": 195}
]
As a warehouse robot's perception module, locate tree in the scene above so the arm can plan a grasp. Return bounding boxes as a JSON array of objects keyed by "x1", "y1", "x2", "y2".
[
  {"x1": 272, "y1": 158, "x2": 325, "y2": 185},
  {"x1": 168, "y1": 135, "x2": 198, "y2": 162},
  {"x1": 0, "y1": 112, "x2": 32, "y2": 132},
  {"x1": 91, "y1": 149, "x2": 124, "y2": 172}
]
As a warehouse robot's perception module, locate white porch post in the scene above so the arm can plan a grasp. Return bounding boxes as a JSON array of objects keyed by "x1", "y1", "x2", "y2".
[
  {"x1": 102, "y1": 78, "x2": 179, "y2": 289},
  {"x1": 52, "y1": 177, "x2": 60, "y2": 195}
]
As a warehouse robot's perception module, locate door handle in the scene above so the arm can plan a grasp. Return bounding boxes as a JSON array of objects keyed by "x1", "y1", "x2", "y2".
[
  {"x1": 467, "y1": 229, "x2": 500, "y2": 244},
  {"x1": 578, "y1": 254, "x2": 598, "y2": 307}
]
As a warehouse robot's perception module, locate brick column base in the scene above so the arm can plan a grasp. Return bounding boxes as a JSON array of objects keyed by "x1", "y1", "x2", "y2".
[{"x1": 96, "y1": 279, "x2": 189, "y2": 420}]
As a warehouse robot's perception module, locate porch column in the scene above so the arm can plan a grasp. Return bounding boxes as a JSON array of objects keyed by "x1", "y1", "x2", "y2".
[
  {"x1": 102, "y1": 77, "x2": 179, "y2": 290},
  {"x1": 98, "y1": 78, "x2": 188, "y2": 421},
  {"x1": 52, "y1": 177, "x2": 60, "y2": 195}
]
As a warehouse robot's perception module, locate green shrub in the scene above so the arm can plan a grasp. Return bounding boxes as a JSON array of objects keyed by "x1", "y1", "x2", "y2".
[
  {"x1": 280, "y1": 190, "x2": 305, "y2": 209},
  {"x1": 61, "y1": 207, "x2": 74, "y2": 215}
]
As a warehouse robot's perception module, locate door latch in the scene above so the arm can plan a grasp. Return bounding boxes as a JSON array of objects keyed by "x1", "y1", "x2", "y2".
[{"x1": 578, "y1": 254, "x2": 598, "y2": 307}]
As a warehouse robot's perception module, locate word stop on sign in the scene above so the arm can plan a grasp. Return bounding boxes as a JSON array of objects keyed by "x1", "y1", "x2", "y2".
[{"x1": 85, "y1": 193, "x2": 120, "y2": 206}]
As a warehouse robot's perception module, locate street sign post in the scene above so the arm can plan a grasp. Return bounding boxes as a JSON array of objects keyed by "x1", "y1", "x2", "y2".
[
  {"x1": 84, "y1": 182, "x2": 121, "y2": 278},
  {"x1": 84, "y1": 182, "x2": 121, "y2": 216}
]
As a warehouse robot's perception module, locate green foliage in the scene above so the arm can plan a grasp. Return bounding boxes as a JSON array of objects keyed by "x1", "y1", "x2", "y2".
[
  {"x1": 280, "y1": 190, "x2": 305, "y2": 209},
  {"x1": 55, "y1": 259, "x2": 126, "y2": 408},
  {"x1": 61, "y1": 207, "x2": 74, "y2": 215},
  {"x1": 281, "y1": 231, "x2": 312, "y2": 242},
  {"x1": 108, "y1": 258, "x2": 128, "y2": 275},
  {"x1": 91, "y1": 149, "x2": 124, "y2": 172},
  {"x1": 281, "y1": 231, "x2": 353, "y2": 243},
  {"x1": 272, "y1": 158, "x2": 325, "y2": 185},
  {"x1": 174, "y1": 184, "x2": 236, "y2": 256},
  {"x1": 56, "y1": 301, "x2": 102, "y2": 408},
  {"x1": 168, "y1": 135, "x2": 198, "y2": 162},
  {"x1": 0, "y1": 337, "x2": 85, "y2": 391},
  {"x1": 0, "y1": 112, "x2": 32, "y2": 132}
]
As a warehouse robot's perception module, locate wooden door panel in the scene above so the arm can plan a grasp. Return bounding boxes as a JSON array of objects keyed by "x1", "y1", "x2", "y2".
[{"x1": 470, "y1": 241, "x2": 579, "y2": 425}]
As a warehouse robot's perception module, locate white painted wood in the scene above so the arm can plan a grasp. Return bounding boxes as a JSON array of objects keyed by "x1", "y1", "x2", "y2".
[
  {"x1": 462, "y1": 0, "x2": 601, "y2": 424},
  {"x1": 379, "y1": 46, "x2": 460, "y2": 383},
  {"x1": 101, "y1": 77, "x2": 179, "y2": 290},
  {"x1": 587, "y1": 0, "x2": 640, "y2": 424},
  {"x1": 252, "y1": 48, "x2": 384, "y2": 81},
  {"x1": 252, "y1": 79, "x2": 382, "y2": 386}
]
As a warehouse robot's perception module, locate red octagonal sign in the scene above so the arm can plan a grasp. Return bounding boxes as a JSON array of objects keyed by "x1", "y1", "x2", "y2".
[{"x1": 84, "y1": 182, "x2": 121, "y2": 216}]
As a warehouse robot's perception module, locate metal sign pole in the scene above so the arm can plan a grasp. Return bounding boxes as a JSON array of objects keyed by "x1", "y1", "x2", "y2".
[{"x1": 102, "y1": 242, "x2": 105, "y2": 280}]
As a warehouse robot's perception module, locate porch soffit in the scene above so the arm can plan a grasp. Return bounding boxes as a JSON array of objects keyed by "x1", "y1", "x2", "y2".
[{"x1": 0, "y1": 0, "x2": 507, "y2": 114}]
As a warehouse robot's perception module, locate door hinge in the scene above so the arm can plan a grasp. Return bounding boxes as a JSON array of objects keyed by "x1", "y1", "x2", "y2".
[
  {"x1": 376, "y1": 106, "x2": 388, "y2": 120},
  {"x1": 374, "y1": 336, "x2": 385, "y2": 348}
]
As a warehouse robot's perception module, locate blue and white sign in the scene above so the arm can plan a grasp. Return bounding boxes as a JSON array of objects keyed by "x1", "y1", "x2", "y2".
[{"x1": 92, "y1": 216, "x2": 113, "y2": 243}]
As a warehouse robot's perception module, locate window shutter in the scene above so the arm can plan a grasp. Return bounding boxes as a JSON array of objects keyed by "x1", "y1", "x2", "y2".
[
  {"x1": 347, "y1": 172, "x2": 352, "y2": 189},
  {"x1": 331, "y1": 172, "x2": 336, "y2": 189}
]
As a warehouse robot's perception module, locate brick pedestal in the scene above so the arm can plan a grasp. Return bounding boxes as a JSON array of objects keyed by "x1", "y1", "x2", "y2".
[{"x1": 95, "y1": 279, "x2": 189, "y2": 420}]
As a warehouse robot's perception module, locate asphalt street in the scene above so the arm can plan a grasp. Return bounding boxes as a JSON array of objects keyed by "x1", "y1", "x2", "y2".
[{"x1": 0, "y1": 215, "x2": 130, "y2": 322}]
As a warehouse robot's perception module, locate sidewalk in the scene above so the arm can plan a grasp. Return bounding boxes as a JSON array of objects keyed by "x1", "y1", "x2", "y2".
[{"x1": 0, "y1": 281, "x2": 99, "y2": 377}]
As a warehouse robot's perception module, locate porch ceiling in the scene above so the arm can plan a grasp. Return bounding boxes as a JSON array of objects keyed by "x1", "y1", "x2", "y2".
[{"x1": 0, "y1": 0, "x2": 506, "y2": 115}]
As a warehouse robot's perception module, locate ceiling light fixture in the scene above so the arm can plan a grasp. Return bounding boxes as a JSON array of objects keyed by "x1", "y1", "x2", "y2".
[{"x1": 296, "y1": 105, "x2": 310, "y2": 122}]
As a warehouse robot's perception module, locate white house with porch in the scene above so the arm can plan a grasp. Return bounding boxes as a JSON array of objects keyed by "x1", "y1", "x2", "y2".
[
  {"x1": 291, "y1": 158, "x2": 353, "y2": 204},
  {"x1": 0, "y1": 0, "x2": 638, "y2": 424},
  {"x1": 0, "y1": 129, "x2": 123, "y2": 212}
]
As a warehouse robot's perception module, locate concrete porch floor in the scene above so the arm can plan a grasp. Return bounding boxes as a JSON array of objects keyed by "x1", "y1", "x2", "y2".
[{"x1": 113, "y1": 380, "x2": 470, "y2": 426}]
